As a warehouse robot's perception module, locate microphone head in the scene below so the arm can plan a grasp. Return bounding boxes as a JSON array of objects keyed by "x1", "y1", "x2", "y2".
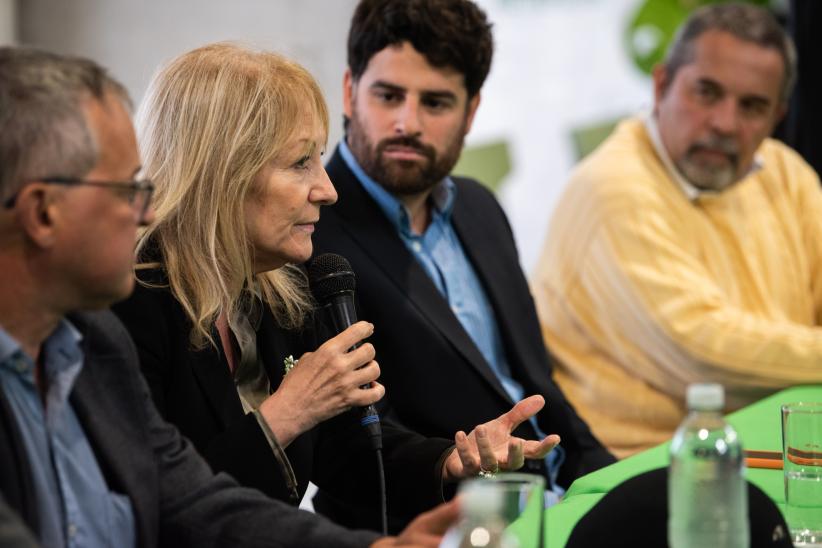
[{"x1": 308, "y1": 253, "x2": 356, "y2": 304}]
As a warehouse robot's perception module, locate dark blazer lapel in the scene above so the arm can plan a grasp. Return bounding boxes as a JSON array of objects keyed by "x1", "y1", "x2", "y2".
[
  {"x1": 451, "y1": 194, "x2": 520, "y2": 359},
  {"x1": 325, "y1": 150, "x2": 513, "y2": 403},
  {"x1": 70, "y1": 343, "x2": 155, "y2": 546},
  {"x1": 188, "y1": 340, "x2": 245, "y2": 429},
  {"x1": 451, "y1": 194, "x2": 500, "y2": 297},
  {"x1": 451, "y1": 187, "x2": 550, "y2": 396}
]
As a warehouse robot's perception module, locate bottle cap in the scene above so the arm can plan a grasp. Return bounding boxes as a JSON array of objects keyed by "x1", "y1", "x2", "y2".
[
  {"x1": 686, "y1": 383, "x2": 724, "y2": 410},
  {"x1": 460, "y1": 479, "x2": 504, "y2": 519}
]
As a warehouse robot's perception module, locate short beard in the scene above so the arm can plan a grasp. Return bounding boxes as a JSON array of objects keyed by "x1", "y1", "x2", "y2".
[
  {"x1": 346, "y1": 107, "x2": 466, "y2": 196},
  {"x1": 676, "y1": 136, "x2": 740, "y2": 192}
]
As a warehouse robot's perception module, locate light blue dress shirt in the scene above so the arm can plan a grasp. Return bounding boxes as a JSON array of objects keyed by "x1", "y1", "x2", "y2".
[
  {"x1": 0, "y1": 321, "x2": 136, "y2": 548},
  {"x1": 339, "y1": 141, "x2": 565, "y2": 495}
]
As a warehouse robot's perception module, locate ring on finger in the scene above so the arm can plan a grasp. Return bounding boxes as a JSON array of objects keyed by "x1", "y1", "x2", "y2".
[{"x1": 478, "y1": 465, "x2": 499, "y2": 479}]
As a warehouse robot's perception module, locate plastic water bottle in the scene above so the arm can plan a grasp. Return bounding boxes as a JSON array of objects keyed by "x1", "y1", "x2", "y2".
[
  {"x1": 668, "y1": 383, "x2": 749, "y2": 548},
  {"x1": 440, "y1": 480, "x2": 520, "y2": 548}
]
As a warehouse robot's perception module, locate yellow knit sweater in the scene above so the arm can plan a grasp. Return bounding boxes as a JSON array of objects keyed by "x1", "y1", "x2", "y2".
[{"x1": 532, "y1": 117, "x2": 822, "y2": 458}]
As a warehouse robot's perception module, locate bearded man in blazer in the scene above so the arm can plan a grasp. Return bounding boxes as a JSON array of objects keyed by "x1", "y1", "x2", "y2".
[{"x1": 312, "y1": 0, "x2": 615, "y2": 528}]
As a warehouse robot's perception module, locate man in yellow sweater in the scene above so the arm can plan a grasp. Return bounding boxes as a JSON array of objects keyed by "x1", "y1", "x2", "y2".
[{"x1": 532, "y1": 3, "x2": 822, "y2": 458}]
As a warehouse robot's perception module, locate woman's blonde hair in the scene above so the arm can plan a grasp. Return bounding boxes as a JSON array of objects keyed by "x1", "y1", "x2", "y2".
[{"x1": 136, "y1": 42, "x2": 329, "y2": 347}]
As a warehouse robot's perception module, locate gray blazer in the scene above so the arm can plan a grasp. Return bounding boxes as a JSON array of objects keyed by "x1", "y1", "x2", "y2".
[{"x1": 0, "y1": 310, "x2": 380, "y2": 548}]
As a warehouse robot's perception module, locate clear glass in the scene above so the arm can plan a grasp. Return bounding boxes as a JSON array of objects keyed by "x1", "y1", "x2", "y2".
[
  {"x1": 781, "y1": 402, "x2": 822, "y2": 547},
  {"x1": 441, "y1": 473, "x2": 545, "y2": 548}
]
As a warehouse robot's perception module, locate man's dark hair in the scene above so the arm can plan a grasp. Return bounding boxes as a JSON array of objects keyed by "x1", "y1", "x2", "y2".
[
  {"x1": 347, "y1": 0, "x2": 493, "y2": 98},
  {"x1": 663, "y1": 2, "x2": 796, "y2": 103}
]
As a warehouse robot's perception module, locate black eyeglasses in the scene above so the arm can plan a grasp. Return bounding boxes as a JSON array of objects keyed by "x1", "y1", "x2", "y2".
[{"x1": 4, "y1": 177, "x2": 155, "y2": 223}]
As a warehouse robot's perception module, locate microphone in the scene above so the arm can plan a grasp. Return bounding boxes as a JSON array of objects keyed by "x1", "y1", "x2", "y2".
[{"x1": 308, "y1": 253, "x2": 382, "y2": 450}]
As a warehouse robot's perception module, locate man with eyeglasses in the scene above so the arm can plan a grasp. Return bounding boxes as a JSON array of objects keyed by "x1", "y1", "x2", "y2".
[{"x1": 0, "y1": 46, "x2": 458, "y2": 548}]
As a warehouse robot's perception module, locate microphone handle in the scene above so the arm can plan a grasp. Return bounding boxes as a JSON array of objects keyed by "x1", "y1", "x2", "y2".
[
  {"x1": 322, "y1": 297, "x2": 382, "y2": 450},
  {"x1": 324, "y1": 298, "x2": 358, "y2": 335}
]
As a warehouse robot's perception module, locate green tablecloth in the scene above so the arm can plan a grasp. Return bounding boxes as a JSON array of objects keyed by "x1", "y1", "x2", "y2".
[{"x1": 544, "y1": 385, "x2": 822, "y2": 547}]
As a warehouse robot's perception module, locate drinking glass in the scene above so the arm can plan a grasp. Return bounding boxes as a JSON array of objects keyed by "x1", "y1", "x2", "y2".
[
  {"x1": 781, "y1": 402, "x2": 822, "y2": 547},
  {"x1": 485, "y1": 473, "x2": 545, "y2": 548}
]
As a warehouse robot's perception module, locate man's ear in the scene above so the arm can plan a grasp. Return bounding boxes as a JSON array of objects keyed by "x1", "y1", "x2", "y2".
[
  {"x1": 652, "y1": 64, "x2": 669, "y2": 115},
  {"x1": 464, "y1": 92, "x2": 481, "y2": 135},
  {"x1": 343, "y1": 68, "x2": 355, "y2": 119},
  {"x1": 14, "y1": 185, "x2": 59, "y2": 248},
  {"x1": 774, "y1": 102, "x2": 788, "y2": 127}
]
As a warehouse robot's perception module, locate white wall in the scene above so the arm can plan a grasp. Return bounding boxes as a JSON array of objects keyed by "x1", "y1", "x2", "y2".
[
  {"x1": 0, "y1": 0, "x2": 16, "y2": 44},
  {"x1": 471, "y1": 0, "x2": 652, "y2": 272},
  {"x1": 18, "y1": 0, "x2": 358, "y2": 149}
]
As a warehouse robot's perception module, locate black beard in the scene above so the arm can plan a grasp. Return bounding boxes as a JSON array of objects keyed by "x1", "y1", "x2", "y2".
[{"x1": 346, "y1": 108, "x2": 466, "y2": 196}]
